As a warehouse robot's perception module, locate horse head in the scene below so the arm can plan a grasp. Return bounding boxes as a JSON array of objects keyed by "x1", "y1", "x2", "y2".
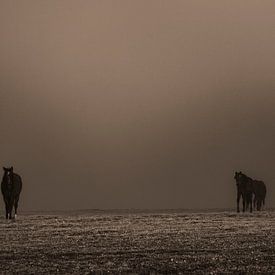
[
  {"x1": 234, "y1": 171, "x2": 242, "y2": 185},
  {"x1": 3, "y1": 166, "x2": 13, "y2": 173},
  {"x1": 2, "y1": 166, "x2": 13, "y2": 185}
]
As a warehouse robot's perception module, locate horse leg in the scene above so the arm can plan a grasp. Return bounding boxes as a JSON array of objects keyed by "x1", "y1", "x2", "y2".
[
  {"x1": 260, "y1": 201, "x2": 263, "y2": 210},
  {"x1": 5, "y1": 201, "x2": 9, "y2": 219},
  {"x1": 242, "y1": 195, "x2": 245, "y2": 212},
  {"x1": 14, "y1": 197, "x2": 19, "y2": 218},
  {"x1": 237, "y1": 192, "x2": 241, "y2": 213},
  {"x1": 6, "y1": 199, "x2": 12, "y2": 219},
  {"x1": 245, "y1": 196, "x2": 250, "y2": 212},
  {"x1": 250, "y1": 196, "x2": 253, "y2": 213},
  {"x1": 253, "y1": 196, "x2": 257, "y2": 210},
  {"x1": 8, "y1": 198, "x2": 15, "y2": 219},
  {"x1": 260, "y1": 199, "x2": 263, "y2": 211},
  {"x1": 8, "y1": 203, "x2": 13, "y2": 219},
  {"x1": 257, "y1": 200, "x2": 261, "y2": 211},
  {"x1": 247, "y1": 193, "x2": 252, "y2": 213}
]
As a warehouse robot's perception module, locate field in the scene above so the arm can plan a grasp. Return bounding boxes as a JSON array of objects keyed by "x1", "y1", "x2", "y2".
[{"x1": 0, "y1": 210, "x2": 274, "y2": 274}]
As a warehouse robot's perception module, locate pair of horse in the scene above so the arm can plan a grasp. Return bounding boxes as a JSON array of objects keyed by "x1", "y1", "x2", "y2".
[
  {"x1": 1, "y1": 167, "x2": 22, "y2": 219},
  {"x1": 234, "y1": 171, "x2": 266, "y2": 213}
]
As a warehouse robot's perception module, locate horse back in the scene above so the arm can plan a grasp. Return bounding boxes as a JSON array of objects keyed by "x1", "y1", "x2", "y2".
[{"x1": 253, "y1": 180, "x2": 266, "y2": 197}]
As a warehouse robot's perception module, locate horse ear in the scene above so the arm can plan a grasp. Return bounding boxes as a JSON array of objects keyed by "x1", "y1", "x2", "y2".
[
  {"x1": 11, "y1": 166, "x2": 13, "y2": 171},
  {"x1": 3, "y1": 167, "x2": 7, "y2": 171}
]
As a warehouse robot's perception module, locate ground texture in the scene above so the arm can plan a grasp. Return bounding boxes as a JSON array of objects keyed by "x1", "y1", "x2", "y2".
[{"x1": 0, "y1": 210, "x2": 274, "y2": 274}]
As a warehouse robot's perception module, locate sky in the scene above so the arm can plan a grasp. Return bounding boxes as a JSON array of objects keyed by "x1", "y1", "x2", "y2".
[{"x1": 0, "y1": 1, "x2": 274, "y2": 211}]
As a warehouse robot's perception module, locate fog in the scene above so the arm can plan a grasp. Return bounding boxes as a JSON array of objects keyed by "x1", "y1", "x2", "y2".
[{"x1": 0, "y1": 1, "x2": 274, "y2": 211}]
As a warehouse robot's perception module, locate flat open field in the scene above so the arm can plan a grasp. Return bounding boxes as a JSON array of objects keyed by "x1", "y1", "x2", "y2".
[{"x1": 0, "y1": 210, "x2": 274, "y2": 274}]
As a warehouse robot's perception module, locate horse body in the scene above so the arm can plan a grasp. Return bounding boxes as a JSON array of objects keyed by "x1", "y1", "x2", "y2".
[
  {"x1": 235, "y1": 171, "x2": 253, "y2": 213},
  {"x1": 1, "y1": 167, "x2": 22, "y2": 219},
  {"x1": 252, "y1": 180, "x2": 266, "y2": 211}
]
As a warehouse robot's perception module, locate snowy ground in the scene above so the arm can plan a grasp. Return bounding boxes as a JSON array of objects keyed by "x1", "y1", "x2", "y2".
[{"x1": 0, "y1": 210, "x2": 274, "y2": 274}]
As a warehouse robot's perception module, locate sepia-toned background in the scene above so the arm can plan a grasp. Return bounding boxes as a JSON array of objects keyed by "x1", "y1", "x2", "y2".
[{"x1": 0, "y1": 1, "x2": 274, "y2": 211}]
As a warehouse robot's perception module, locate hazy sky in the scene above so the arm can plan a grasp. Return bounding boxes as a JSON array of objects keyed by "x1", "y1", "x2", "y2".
[{"x1": 0, "y1": 1, "x2": 274, "y2": 211}]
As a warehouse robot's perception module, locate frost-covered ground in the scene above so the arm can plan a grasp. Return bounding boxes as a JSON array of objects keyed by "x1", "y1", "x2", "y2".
[{"x1": 0, "y1": 210, "x2": 274, "y2": 274}]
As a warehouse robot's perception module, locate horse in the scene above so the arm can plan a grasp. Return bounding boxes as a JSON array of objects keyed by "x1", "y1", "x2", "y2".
[
  {"x1": 234, "y1": 171, "x2": 253, "y2": 213},
  {"x1": 252, "y1": 180, "x2": 266, "y2": 211},
  {"x1": 1, "y1": 167, "x2": 22, "y2": 219}
]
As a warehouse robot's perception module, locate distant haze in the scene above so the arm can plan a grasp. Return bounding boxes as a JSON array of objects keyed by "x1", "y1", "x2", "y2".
[{"x1": 0, "y1": 1, "x2": 274, "y2": 211}]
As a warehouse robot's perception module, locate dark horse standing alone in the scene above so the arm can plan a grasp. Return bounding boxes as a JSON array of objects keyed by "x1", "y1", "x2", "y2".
[{"x1": 1, "y1": 167, "x2": 22, "y2": 219}]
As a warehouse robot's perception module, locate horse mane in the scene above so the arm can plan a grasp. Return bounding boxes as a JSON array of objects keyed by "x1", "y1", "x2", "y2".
[
  {"x1": 239, "y1": 172, "x2": 253, "y2": 183},
  {"x1": 2, "y1": 170, "x2": 10, "y2": 183}
]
